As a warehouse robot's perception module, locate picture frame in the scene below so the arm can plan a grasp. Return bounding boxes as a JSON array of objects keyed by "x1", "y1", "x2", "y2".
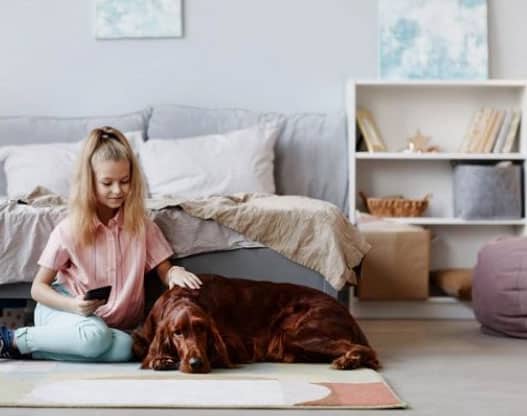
[
  {"x1": 356, "y1": 108, "x2": 387, "y2": 152},
  {"x1": 95, "y1": 0, "x2": 183, "y2": 39},
  {"x1": 379, "y1": 0, "x2": 488, "y2": 80}
]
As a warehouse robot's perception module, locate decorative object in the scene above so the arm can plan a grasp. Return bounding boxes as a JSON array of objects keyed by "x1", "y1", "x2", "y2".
[
  {"x1": 356, "y1": 108, "x2": 386, "y2": 152},
  {"x1": 359, "y1": 192, "x2": 431, "y2": 217},
  {"x1": 452, "y1": 162, "x2": 522, "y2": 219},
  {"x1": 405, "y1": 129, "x2": 440, "y2": 153},
  {"x1": 430, "y1": 269, "x2": 472, "y2": 300},
  {"x1": 379, "y1": 0, "x2": 488, "y2": 80},
  {"x1": 95, "y1": 0, "x2": 183, "y2": 39}
]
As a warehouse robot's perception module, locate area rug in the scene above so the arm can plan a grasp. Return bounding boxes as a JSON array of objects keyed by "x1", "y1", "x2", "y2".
[{"x1": 0, "y1": 360, "x2": 406, "y2": 409}]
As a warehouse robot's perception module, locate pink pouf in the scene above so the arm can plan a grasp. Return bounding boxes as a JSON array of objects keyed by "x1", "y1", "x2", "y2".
[{"x1": 472, "y1": 237, "x2": 527, "y2": 338}]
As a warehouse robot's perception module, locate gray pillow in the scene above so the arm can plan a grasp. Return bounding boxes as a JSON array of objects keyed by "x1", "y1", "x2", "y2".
[
  {"x1": 148, "y1": 105, "x2": 348, "y2": 212},
  {"x1": 0, "y1": 109, "x2": 150, "y2": 195}
]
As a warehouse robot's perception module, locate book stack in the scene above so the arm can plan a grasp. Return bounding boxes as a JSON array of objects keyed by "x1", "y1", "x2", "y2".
[{"x1": 459, "y1": 108, "x2": 521, "y2": 153}]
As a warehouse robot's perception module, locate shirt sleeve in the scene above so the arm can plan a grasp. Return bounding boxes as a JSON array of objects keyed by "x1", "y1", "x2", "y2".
[
  {"x1": 145, "y1": 218, "x2": 174, "y2": 272},
  {"x1": 38, "y1": 224, "x2": 70, "y2": 271}
]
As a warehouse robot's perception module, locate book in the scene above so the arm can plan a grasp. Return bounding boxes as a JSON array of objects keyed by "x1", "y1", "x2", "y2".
[
  {"x1": 459, "y1": 109, "x2": 483, "y2": 153},
  {"x1": 477, "y1": 108, "x2": 497, "y2": 153},
  {"x1": 501, "y1": 110, "x2": 521, "y2": 153},
  {"x1": 492, "y1": 109, "x2": 513, "y2": 153},
  {"x1": 469, "y1": 107, "x2": 492, "y2": 153},
  {"x1": 482, "y1": 109, "x2": 504, "y2": 153}
]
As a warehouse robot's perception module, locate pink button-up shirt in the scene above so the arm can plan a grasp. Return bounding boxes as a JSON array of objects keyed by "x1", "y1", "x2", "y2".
[{"x1": 38, "y1": 211, "x2": 173, "y2": 329}]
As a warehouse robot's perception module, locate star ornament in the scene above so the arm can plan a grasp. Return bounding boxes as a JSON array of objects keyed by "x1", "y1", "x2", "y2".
[{"x1": 408, "y1": 129, "x2": 431, "y2": 152}]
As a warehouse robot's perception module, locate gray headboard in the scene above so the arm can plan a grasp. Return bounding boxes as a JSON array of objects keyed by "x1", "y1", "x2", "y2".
[{"x1": 0, "y1": 106, "x2": 348, "y2": 212}]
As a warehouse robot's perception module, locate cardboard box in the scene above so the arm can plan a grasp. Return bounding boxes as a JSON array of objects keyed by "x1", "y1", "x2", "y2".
[{"x1": 356, "y1": 222, "x2": 431, "y2": 300}]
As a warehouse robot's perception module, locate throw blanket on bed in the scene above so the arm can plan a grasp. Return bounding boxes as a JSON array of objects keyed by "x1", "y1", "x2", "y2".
[
  {"x1": 4, "y1": 188, "x2": 370, "y2": 290},
  {"x1": 148, "y1": 193, "x2": 370, "y2": 289}
]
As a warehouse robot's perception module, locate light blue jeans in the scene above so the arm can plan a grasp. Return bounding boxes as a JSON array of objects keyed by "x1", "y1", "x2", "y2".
[{"x1": 14, "y1": 285, "x2": 133, "y2": 362}]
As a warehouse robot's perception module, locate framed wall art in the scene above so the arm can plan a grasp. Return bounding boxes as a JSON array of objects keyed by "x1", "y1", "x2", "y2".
[
  {"x1": 95, "y1": 0, "x2": 183, "y2": 39},
  {"x1": 379, "y1": 0, "x2": 488, "y2": 80}
]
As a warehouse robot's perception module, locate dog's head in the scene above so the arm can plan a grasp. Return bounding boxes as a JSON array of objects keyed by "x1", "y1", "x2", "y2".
[{"x1": 148, "y1": 298, "x2": 232, "y2": 373}]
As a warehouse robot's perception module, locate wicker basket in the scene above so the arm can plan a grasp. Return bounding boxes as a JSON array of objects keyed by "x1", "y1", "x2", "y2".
[{"x1": 359, "y1": 192, "x2": 431, "y2": 217}]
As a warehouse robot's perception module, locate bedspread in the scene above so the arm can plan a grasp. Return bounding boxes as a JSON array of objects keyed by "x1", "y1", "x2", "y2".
[
  {"x1": 0, "y1": 191, "x2": 261, "y2": 285},
  {"x1": 149, "y1": 193, "x2": 370, "y2": 289},
  {"x1": 1, "y1": 188, "x2": 370, "y2": 290}
]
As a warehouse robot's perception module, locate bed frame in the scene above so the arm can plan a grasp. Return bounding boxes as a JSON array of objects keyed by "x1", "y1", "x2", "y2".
[{"x1": 1, "y1": 248, "x2": 350, "y2": 309}]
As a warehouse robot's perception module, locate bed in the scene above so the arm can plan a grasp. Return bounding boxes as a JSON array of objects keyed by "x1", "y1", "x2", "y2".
[{"x1": 0, "y1": 105, "x2": 359, "y2": 304}]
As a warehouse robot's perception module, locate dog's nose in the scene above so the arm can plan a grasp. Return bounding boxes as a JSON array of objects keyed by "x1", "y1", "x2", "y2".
[{"x1": 189, "y1": 357, "x2": 202, "y2": 370}]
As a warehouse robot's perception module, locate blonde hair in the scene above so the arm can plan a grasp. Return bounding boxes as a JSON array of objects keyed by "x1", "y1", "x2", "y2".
[{"x1": 69, "y1": 126, "x2": 146, "y2": 247}]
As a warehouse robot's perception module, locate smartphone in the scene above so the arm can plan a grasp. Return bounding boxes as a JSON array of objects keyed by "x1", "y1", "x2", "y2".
[{"x1": 83, "y1": 285, "x2": 112, "y2": 303}]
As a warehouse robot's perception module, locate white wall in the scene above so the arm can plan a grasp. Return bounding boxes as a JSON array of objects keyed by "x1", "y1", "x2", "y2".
[{"x1": 0, "y1": 0, "x2": 523, "y2": 115}]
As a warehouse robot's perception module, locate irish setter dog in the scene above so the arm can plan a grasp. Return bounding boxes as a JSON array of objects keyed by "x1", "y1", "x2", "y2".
[{"x1": 132, "y1": 274, "x2": 379, "y2": 373}]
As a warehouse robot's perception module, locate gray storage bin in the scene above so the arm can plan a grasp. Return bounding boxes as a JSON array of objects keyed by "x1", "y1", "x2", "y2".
[{"x1": 453, "y1": 162, "x2": 523, "y2": 219}]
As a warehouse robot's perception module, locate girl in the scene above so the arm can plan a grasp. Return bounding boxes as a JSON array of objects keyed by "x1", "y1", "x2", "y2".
[{"x1": 0, "y1": 126, "x2": 202, "y2": 361}]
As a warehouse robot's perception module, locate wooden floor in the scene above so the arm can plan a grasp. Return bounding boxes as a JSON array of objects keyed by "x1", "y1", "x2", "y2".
[{"x1": 3, "y1": 320, "x2": 527, "y2": 415}]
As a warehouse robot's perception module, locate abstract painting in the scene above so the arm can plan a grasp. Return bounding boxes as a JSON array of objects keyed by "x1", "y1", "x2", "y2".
[
  {"x1": 379, "y1": 0, "x2": 488, "y2": 80},
  {"x1": 95, "y1": 0, "x2": 183, "y2": 39}
]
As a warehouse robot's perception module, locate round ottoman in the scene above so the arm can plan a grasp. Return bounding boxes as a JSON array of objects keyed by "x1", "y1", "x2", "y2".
[{"x1": 472, "y1": 237, "x2": 527, "y2": 338}]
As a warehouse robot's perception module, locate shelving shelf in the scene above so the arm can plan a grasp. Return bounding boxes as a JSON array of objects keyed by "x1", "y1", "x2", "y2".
[
  {"x1": 347, "y1": 79, "x2": 527, "y2": 232},
  {"x1": 356, "y1": 152, "x2": 526, "y2": 160},
  {"x1": 354, "y1": 80, "x2": 527, "y2": 87},
  {"x1": 349, "y1": 296, "x2": 475, "y2": 320},
  {"x1": 346, "y1": 80, "x2": 527, "y2": 318},
  {"x1": 379, "y1": 217, "x2": 525, "y2": 226}
]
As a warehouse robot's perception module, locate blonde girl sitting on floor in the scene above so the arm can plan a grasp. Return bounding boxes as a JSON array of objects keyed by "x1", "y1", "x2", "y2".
[{"x1": 0, "y1": 126, "x2": 202, "y2": 361}]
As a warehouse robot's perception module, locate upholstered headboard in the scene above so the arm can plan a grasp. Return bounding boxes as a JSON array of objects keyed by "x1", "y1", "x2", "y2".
[
  {"x1": 0, "y1": 110, "x2": 149, "y2": 195},
  {"x1": 147, "y1": 105, "x2": 349, "y2": 212},
  {"x1": 0, "y1": 106, "x2": 348, "y2": 212}
]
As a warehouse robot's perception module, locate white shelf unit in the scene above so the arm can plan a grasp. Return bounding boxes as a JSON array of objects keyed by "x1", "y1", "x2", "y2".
[
  {"x1": 346, "y1": 80, "x2": 527, "y2": 316},
  {"x1": 356, "y1": 152, "x2": 525, "y2": 160}
]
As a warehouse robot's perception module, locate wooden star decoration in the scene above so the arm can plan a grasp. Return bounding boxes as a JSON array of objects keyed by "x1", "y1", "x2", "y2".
[{"x1": 408, "y1": 129, "x2": 431, "y2": 152}]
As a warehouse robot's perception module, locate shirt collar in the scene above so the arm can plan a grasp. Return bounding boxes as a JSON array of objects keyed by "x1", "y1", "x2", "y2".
[{"x1": 94, "y1": 208, "x2": 124, "y2": 230}]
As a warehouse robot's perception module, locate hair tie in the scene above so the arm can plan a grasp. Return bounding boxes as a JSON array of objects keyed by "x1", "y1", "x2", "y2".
[{"x1": 100, "y1": 126, "x2": 117, "y2": 140}]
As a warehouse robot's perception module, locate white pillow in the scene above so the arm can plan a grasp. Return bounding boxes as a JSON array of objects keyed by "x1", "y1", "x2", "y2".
[
  {"x1": 0, "y1": 131, "x2": 143, "y2": 198},
  {"x1": 140, "y1": 125, "x2": 279, "y2": 198}
]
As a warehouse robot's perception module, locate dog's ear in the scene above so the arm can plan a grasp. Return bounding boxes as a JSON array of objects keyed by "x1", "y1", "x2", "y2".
[
  {"x1": 131, "y1": 329, "x2": 150, "y2": 361},
  {"x1": 207, "y1": 319, "x2": 233, "y2": 368},
  {"x1": 132, "y1": 301, "x2": 163, "y2": 361},
  {"x1": 142, "y1": 320, "x2": 179, "y2": 369}
]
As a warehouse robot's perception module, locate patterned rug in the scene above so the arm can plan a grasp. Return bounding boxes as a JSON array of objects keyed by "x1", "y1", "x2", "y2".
[{"x1": 0, "y1": 360, "x2": 406, "y2": 409}]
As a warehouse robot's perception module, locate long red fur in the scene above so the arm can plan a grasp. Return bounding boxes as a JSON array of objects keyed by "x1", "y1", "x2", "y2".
[{"x1": 133, "y1": 274, "x2": 379, "y2": 372}]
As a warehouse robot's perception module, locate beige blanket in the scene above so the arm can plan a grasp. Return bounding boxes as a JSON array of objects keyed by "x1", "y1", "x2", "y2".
[
  {"x1": 149, "y1": 193, "x2": 370, "y2": 290},
  {"x1": 21, "y1": 188, "x2": 370, "y2": 290}
]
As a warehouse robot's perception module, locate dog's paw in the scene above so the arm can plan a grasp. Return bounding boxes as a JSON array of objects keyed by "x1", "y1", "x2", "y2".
[
  {"x1": 366, "y1": 356, "x2": 381, "y2": 370},
  {"x1": 331, "y1": 347, "x2": 381, "y2": 370},
  {"x1": 151, "y1": 357, "x2": 180, "y2": 371},
  {"x1": 331, "y1": 352, "x2": 361, "y2": 370}
]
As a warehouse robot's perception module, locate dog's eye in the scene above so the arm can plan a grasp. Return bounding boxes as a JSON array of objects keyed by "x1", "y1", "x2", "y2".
[{"x1": 173, "y1": 329, "x2": 183, "y2": 337}]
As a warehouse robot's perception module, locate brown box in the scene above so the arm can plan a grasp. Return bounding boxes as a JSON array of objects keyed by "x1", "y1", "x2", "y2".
[{"x1": 356, "y1": 222, "x2": 431, "y2": 300}]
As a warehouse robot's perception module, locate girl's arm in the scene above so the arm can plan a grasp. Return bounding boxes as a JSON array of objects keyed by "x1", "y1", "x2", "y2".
[
  {"x1": 156, "y1": 260, "x2": 202, "y2": 290},
  {"x1": 31, "y1": 266, "x2": 104, "y2": 316}
]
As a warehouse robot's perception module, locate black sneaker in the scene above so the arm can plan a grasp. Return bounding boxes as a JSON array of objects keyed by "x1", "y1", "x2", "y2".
[{"x1": 0, "y1": 326, "x2": 15, "y2": 359}]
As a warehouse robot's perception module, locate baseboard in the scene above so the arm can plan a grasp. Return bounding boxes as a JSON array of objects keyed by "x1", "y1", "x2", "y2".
[{"x1": 350, "y1": 297, "x2": 475, "y2": 319}]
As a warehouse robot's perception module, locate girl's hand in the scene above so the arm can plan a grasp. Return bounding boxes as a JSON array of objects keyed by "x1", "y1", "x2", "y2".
[
  {"x1": 69, "y1": 295, "x2": 106, "y2": 316},
  {"x1": 168, "y1": 266, "x2": 202, "y2": 290}
]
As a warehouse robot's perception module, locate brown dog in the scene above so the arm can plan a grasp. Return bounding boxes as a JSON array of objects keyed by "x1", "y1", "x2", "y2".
[{"x1": 132, "y1": 274, "x2": 379, "y2": 373}]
